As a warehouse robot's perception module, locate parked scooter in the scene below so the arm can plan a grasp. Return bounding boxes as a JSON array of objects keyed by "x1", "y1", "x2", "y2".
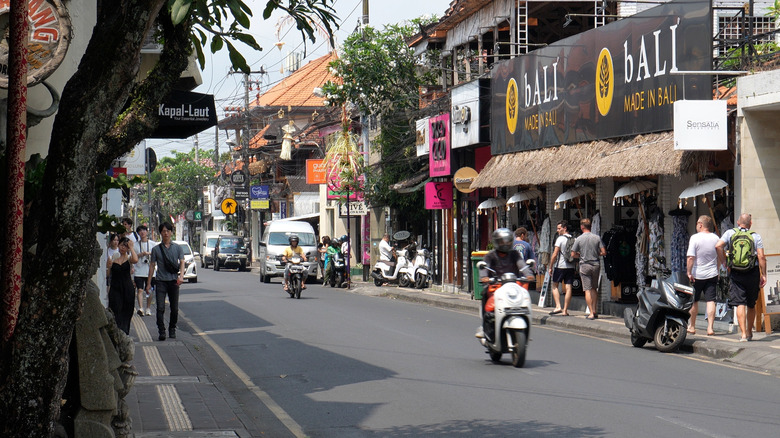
[
  {"x1": 329, "y1": 250, "x2": 347, "y2": 288},
  {"x1": 623, "y1": 271, "x2": 694, "y2": 352},
  {"x1": 476, "y1": 261, "x2": 533, "y2": 368},
  {"x1": 371, "y1": 245, "x2": 413, "y2": 287},
  {"x1": 283, "y1": 254, "x2": 307, "y2": 299},
  {"x1": 407, "y1": 241, "x2": 431, "y2": 289}
]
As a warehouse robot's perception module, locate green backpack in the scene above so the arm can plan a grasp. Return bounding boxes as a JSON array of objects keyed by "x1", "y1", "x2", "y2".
[{"x1": 728, "y1": 228, "x2": 757, "y2": 272}]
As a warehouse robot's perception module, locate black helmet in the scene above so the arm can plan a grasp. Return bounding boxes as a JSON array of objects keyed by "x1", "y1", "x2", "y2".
[
  {"x1": 340, "y1": 234, "x2": 349, "y2": 242},
  {"x1": 492, "y1": 228, "x2": 514, "y2": 253},
  {"x1": 288, "y1": 235, "x2": 299, "y2": 244}
]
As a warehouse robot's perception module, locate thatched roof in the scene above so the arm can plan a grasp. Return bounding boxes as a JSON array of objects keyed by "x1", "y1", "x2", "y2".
[{"x1": 471, "y1": 132, "x2": 711, "y2": 189}]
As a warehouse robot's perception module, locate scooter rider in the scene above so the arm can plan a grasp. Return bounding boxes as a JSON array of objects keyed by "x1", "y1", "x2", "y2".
[
  {"x1": 477, "y1": 228, "x2": 535, "y2": 340},
  {"x1": 379, "y1": 234, "x2": 395, "y2": 265},
  {"x1": 282, "y1": 235, "x2": 307, "y2": 292}
]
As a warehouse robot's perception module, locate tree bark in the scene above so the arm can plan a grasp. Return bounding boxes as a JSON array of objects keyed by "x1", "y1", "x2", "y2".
[{"x1": 0, "y1": 2, "x2": 195, "y2": 436}]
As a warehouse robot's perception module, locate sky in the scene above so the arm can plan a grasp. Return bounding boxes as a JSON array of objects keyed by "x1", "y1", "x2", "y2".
[{"x1": 148, "y1": 0, "x2": 454, "y2": 158}]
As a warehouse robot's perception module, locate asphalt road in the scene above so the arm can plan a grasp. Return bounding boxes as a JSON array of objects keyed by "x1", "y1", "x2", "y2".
[{"x1": 177, "y1": 267, "x2": 780, "y2": 437}]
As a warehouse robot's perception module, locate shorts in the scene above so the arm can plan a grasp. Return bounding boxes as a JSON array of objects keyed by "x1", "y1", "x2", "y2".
[
  {"x1": 692, "y1": 276, "x2": 718, "y2": 302},
  {"x1": 134, "y1": 276, "x2": 153, "y2": 290},
  {"x1": 579, "y1": 263, "x2": 600, "y2": 291},
  {"x1": 729, "y1": 268, "x2": 760, "y2": 307},
  {"x1": 552, "y1": 268, "x2": 575, "y2": 285}
]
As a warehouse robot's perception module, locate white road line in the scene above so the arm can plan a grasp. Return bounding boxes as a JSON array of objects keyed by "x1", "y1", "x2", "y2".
[
  {"x1": 182, "y1": 311, "x2": 307, "y2": 438},
  {"x1": 657, "y1": 416, "x2": 731, "y2": 437}
]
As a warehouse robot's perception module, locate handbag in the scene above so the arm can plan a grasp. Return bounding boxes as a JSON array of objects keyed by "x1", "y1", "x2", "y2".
[{"x1": 159, "y1": 244, "x2": 180, "y2": 275}]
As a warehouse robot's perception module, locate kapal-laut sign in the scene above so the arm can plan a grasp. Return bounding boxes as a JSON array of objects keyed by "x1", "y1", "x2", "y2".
[
  {"x1": 0, "y1": 0, "x2": 71, "y2": 88},
  {"x1": 492, "y1": 0, "x2": 711, "y2": 154}
]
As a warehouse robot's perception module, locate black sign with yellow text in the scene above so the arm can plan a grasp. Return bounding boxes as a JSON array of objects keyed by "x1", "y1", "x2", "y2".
[{"x1": 491, "y1": 0, "x2": 711, "y2": 154}]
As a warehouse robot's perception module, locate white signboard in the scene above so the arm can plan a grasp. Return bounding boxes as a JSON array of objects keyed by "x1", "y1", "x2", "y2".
[
  {"x1": 451, "y1": 81, "x2": 481, "y2": 148},
  {"x1": 121, "y1": 143, "x2": 147, "y2": 175},
  {"x1": 415, "y1": 117, "x2": 430, "y2": 157},
  {"x1": 673, "y1": 100, "x2": 727, "y2": 150},
  {"x1": 338, "y1": 201, "x2": 367, "y2": 217}
]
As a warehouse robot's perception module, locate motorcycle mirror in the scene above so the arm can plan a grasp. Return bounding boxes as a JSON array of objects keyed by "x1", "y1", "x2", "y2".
[
  {"x1": 525, "y1": 259, "x2": 536, "y2": 266},
  {"x1": 477, "y1": 261, "x2": 487, "y2": 269}
]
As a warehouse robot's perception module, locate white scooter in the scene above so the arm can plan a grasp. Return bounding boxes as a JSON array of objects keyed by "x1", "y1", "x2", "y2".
[
  {"x1": 407, "y1": 242, "x2": 431, "y2": 289},
  {"x1": 476, "y1": 261, "x2": 533, "y2": 368},
  {"x1": 371, "y1": 247, "x2": 413, "y2": 287}
]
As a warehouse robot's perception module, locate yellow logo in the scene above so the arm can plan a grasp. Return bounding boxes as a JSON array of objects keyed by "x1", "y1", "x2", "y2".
[
  {"x1": 596, "y1": 48, "x2": 614, "y2": 117},
  {"x1": 506, "y1": 78, "x2": 518, "y2": 134}
]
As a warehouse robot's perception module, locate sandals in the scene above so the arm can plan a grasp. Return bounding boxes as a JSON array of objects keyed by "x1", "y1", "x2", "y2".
[{"x1": 549, "y1": 309, "x2": 563, "y2": 315}]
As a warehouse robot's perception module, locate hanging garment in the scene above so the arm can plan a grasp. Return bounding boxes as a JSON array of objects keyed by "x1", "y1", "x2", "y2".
[
  {"x1": 647, "y1": 217, "x2": 666, "y2": 275},
  {"x1": 720, "y1": 217, "x2": 733, "y2": 237},
  {"x1": 603, "y1": 225, "x2": 637, "y2": 284},
  {"x1": 670, "y1": 214, "x2": 690, "y2": 274},
  {"x1": 636, "y1": 216, "x2": 647, "y2": 287},
  {"x1": 592, "y1": 211, "x2": 601, "y2": 237},
  {"x1": 538, "y1": 217, "x2": 551, "y2": 267}
]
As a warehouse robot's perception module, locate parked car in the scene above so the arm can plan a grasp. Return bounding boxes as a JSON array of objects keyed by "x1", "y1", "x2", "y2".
[
  {"x1": 213, "y1": 235, "x2": 248, "y2": 271},
  {"x1": 257, "y1": 220, "x2": 318, "y2": 283},
  {"x1": 200, "y1": 231, "x2": 232, "y2": 268},
  {"x1": 173, "y1": 240, "x2": 198, "y2": 283}
]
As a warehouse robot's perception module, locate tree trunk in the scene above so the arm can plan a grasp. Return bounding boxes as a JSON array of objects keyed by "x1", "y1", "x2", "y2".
[{"x1": 0, "y1": 2, "x2": 194, "y2": 435}]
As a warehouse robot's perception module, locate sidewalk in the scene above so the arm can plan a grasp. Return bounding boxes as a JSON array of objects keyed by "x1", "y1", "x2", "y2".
[
  {"x1": 348, "y1": 279, "x2": 780, "y2": 376},
  {"x1": 126, "y1": 277, "x2": 780, "y2": 437}
]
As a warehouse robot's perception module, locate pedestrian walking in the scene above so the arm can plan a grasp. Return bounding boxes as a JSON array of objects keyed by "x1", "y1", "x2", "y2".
[
  {"x1": 146, "y1": 222, "x2": 185, "y2": 341},
  {"x1": 108, "y1": 237, "x2": 139, "y2": 334},
  {"x1": 106, "y1": 233, "x2": 120, "y2": 290},
  {"x1": 549, "y1": 220, "x2": 576, "y2": 316},
  {"x1": 571, "y1": 218, "x2": 606, "y2": 320},
  {"x1": 686, "y1": 215, "x2": 720, "y2": 335},
  {"x1": 318, "y1": 235, "x2": 330, "y2": 283},
  {"x1": 133, "y1": 225, "x2": 157, "y2": 316},
  {"x1": 121, "y1": 217, "x2": 139, "y2": 244},
  {"x1": 715, "y1": 213, "x2": 767, "y2": 342},
  {"x1": 513, "y1": 227, "x2": 535, "y2": 262}
]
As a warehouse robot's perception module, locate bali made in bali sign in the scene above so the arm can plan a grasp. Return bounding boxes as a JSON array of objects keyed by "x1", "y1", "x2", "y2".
[
  {"x1": 491, "y1": 0, "x2": 712, "y2": 154},
  {"x1": 0, "y1": 0, "x2": 71, "y2": 88}
]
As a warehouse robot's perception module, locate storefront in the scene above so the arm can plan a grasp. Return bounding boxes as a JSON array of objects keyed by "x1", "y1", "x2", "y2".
[{"x1": 472, "y1": 0, "x2": 729, "y2": 309}]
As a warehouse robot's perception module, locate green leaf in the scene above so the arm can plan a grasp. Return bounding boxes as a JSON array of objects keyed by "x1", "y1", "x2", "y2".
[
  {"x1": 171, "y1": 0, "x2": 192, "y2": 25},
  {"x1": 233, "y1": 32, "x2": 260, "y2": 51},
  {"x1": 191, "y1": 35, "x2": 206, "y2": 69},
  {"x1": 226, "y1": 41, "x2": 250, "y2": 73},
  {"x1": 210, "y1": 35, "x2": 223, "y2": 53}
]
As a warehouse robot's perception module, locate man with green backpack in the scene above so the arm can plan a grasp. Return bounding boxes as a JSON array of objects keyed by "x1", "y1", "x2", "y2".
[{"x1": 716, "y1": 213, "x2": 767, "y2": 342}]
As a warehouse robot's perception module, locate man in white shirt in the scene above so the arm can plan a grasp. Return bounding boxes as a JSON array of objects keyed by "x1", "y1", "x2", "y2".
[
  {"x1": 379, "y1": 234, "x2": 394, "y2": 264},
  {"x1": 686, "y1": 215, "x2": 720, "y2": 335},
  {"x1": 133, "y1": 225, "x2": 157, "y2": 316}
]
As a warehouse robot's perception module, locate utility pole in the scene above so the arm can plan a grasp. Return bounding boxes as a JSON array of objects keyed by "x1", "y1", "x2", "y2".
[
  {"x1": 228, "y1": 68, "x2": 265, "y2": 257},
  {"x1": 362, "y1": 0, "x2": 369, "y2": 25}
]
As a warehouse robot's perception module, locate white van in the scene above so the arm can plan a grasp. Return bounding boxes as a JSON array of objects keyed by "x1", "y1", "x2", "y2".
[
  {"x1": 258, "y1": 220, "x2": 318, "y2": 283},
  {"x1": 201, "y1": 230, "x2": 232, "y2": 268}
]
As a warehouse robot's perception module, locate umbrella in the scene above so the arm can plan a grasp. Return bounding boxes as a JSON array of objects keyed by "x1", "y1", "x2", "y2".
[
  {"x1": 678, "y1": 178, "x2": 728, "y2": 203},
  {"x1": 678, "y1": 178, "x2": 729, "y2": 234},
  {"x1": 554, "y1": 186, "x2": 594, "y2": 210},
  {"x1": 507, "y1": 188, "x2": 543, "y2": 205},
  {"x1": 613, "y1": 180, "x2": 656, "y2": 206},
  {"x1": 477, "y1": 197, "x2": 506, "y2": 213}
]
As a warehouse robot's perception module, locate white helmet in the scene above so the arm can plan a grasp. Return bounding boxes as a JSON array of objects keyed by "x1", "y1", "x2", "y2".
[{"x1": 492, "y1": 228, "x2": 514, "y2": 253}]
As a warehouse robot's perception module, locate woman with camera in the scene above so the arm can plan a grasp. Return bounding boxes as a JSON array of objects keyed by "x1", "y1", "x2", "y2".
[
  {"x1": 133, "y1": 225, "x2": 157, "y2": 316},
  {"x1": 108, "y1": 236, "x2": 139, "y2": 335}
]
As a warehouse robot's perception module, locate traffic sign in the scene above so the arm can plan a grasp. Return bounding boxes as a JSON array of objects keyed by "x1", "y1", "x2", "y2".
[
  {"x1": 194, "y1": 211, "x2": 202, "y2": 221},
  {"x1": 185, "y1": 210, "x2": 194, "y2": 221},
  {"x1": 220, "y1": 198, "x2": 237, "y2": 215}
]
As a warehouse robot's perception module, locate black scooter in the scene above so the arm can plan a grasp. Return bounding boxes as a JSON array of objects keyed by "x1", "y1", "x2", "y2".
[
  {"x1": 624, "y1": 272, "x2": 694, "y2": 352},
  {"x1": 329, "y1": 251, "x2": 347, "y2": 288}
]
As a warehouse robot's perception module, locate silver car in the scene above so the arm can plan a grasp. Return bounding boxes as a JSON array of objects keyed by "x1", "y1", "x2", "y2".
[{"x1": 174, "y1": 240, "x2": 198, "y2": 283}]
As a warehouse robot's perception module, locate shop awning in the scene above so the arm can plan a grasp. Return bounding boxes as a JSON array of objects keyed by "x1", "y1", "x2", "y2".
[
  {"x1": 470, "y1": 132, "x2": 711, "y2": 189},
  {"x1": 390, "y1": 166, "x2": 430, "y2": 193}
]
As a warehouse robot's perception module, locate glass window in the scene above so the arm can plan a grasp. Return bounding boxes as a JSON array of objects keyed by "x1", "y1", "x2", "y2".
[
  {"x1": 177, "y1": 243, "x2": 192, "y2": 255},
  {"x1": 219, "y1": 237, "x2": 243, "y2": 249},
  {"x1": 269, "y1": 232, "x2": 316, "y2": 246}
]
